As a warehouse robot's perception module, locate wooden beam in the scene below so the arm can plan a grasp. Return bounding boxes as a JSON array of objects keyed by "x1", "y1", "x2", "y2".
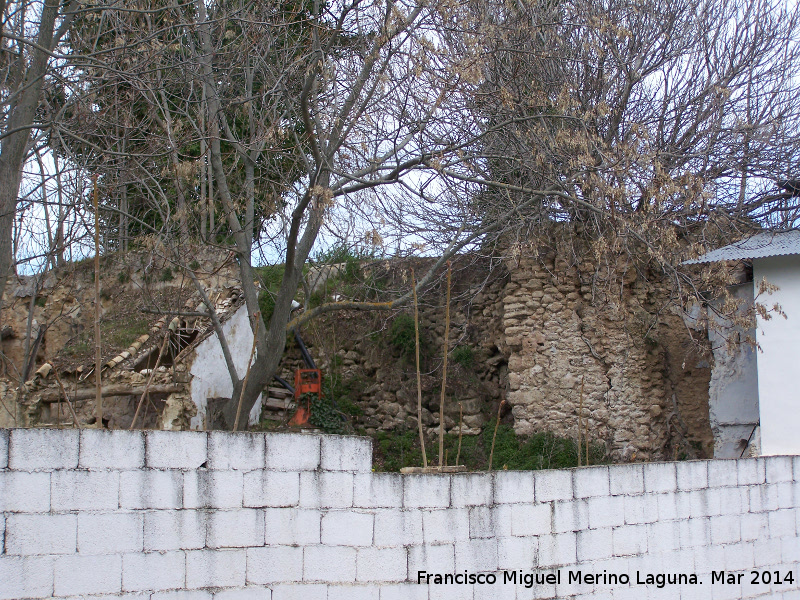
[{"x1": 40, "y1": 384, "x2": 184, "y2": 404}]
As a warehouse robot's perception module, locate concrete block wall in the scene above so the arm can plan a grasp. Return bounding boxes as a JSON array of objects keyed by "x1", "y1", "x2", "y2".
[{"x1": 0, "y1": 429, "x2": 798, "y2": 600}]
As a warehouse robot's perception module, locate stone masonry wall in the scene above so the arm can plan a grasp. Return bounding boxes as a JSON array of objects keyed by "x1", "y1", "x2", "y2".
[
  {"x1": 1, "y1": 429, "x2": 798, "y2": 599},
  {"x1": 500, "y1": 251, "x2": 712, "y2": 461}
]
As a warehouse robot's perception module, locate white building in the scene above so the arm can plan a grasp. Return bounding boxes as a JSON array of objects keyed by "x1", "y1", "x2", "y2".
[{"x1": 689, "y1": 231, "x2": 800, "y2": 456}]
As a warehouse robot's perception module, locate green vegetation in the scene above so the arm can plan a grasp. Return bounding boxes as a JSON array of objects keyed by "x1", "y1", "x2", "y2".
[
  {"x1": 307, "y1": 393, "x2": 349, "y2": 435},
  {"x1": 324, "y1": 372, "x2": 364, "y2": 417},
  {"x1": 159, "y1": 267, "x2": 174, "y2": 282},
  {"x1": 372, "y1": 422, "x2": 608, "y2": 472},
  {"x1": 451, "y1": 345, "x2": 474, "y2": 369},
  {"x1": 118, "y1": 271, "x2": 130, "y2": 284},
  {"x1": 388, "y1": 313, "x2": 417, "y2": 358}
]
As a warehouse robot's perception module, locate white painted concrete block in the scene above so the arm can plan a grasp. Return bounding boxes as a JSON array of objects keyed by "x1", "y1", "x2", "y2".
[
  {"x1": 144, "y1": 509, "x2": 207, "y2": 551},
  {"x1": 577, "y1": 528, "x2": 613, "y2": 562},
  {"x1": 534, "y1": 469, "x2": 573, "y2": 502},
  {"x1": 146, "y1": 431, "x2": 207, "y2": 470},
  {"x1": 428, "y1": 582, "x2": 474, "y2": 600},
  {"x1": 122, "y1": 550, "x2": 185, "y2": 592},
  {"x1": 214, "y1": 587, "x2": 273, "y2": 600},
  {"x1": 300, "y1": 472, "x2": 354, "y2": 508},
  {"x1": 692, "y1": 542, "x2": 725, "y2": 574},
  {"x1": 611, "y1": 524, "x2": 647, "y2": 556},
  {"x1": 620, "y1": 495, "x2": 658, "y2": 525},
  {"x1": 468, "y1": 506, "x2": 497, "y2": 539},
  {"x1": 676, "y1": 461, "x2": 709, "y2": 491},
  {"x1": 510, "y1": 503, "x2": 551, "y2": 536},
  {"x1": 494, "y1": 470, "x2": 535, "y2": 503},
  {"x1": 679, "y1": 517, "x2": 710, "y2": 548},
  {"x1": 321, "y1": 435, "x2": 372, "y2": 472},
  {"x1": 752, "y1": 537, "x2": 782, "y2": 568},
  {"x1": 80, "y1": 429, "x2": 145, "y2": 470},
  {"x1": 9, "y1": 428, "x2": 79, "y2": 471},
  {"x1": 207, "y1": 508, "x2": 265, "y2": 548},
  {"x1": 0, "y1": 471, "x2": 50, "y2": 511},
  {"x1": 656, "y1": 492, "x2": 679, "y2": 522},
  {"x1": 328, "y1": 585, "x2": 380, "y2": 600},
  {"x1": 152, "y1": 590, "x2": 213, "y2": 600},
  {"x1": 322, "y1": 510, "x2": 375, "y2": 546},
  {"x1": 78, "y1": 512, "x2": 144, "y2": 554},
  {"x1": 643, "y1": 462, "x2": 677, "y2": 493},
  {"x1": 6, "y1": 513, "x2": 76, "y2": 555},
  {"x1": 740, "y1": 512, "x2": 768, "y2": 541},
  {"x1": 766, "y1": 456, "x2": 794, "y2": 483},
  {"x1": 0, "y1": 555, "x2": 54, "y2": 600},
  {"x1": 51, "y1": 470, "x2": 119, "y2": 511},
  {"x1": 586, "y1": 495, "x2": 624, "y2": 528},
  {"x1": 304, "y1": 545, "x2": 356, "y2": 582},
  {"x1": 0, "y1": 429, "x2": 7, "y2": 469},
  {"x1": 750, "y1": 482, "x2": 793, "y2": 512},
  {"x1": 120, "y1": 470, "x2": 183, "y2": 510},
  {"x1": 408, "y1": 543, "x2": 455, "y2": 574},
  {"x1": 265, "y1": 434, "x2": 320, "y2": 471},
  {"x1": 633, "y1": 493, "x2": 659, "y2": 524},
  {"x1": 515, "y1": 576, "x2": 556, "y2": 600},
  {"x1": 208, "y1": 432, "x2": 265, "y2": 471},
  {"x1": 243, "y1": 470, "x2": 300, "y2": 507},
  {"x1": 379, "y1": 583, "x2": 429, "y2": 600},
  {"x1": 353, "y1": 473, "x2": 403, "y2": 508},
  {"x1": 270, "y1": 584, "x2": 327, "y2": 600},
  {"x1": 183, "y1": 470, "x2": 243, "y2": 509},
  {"x1": 451, "y1": 474, "x2": 492, "y2": 507},
  {"x1": 185, "y1": 549, "x2": 246, "y2": 589},
  {"x1": 608, "y1": 464, "x2": 644, "y2": 495},
  {"x1": 723, "y1": 541, "x2": 755, "y2": 571},
  {"x1": 768, "y1": 509, "x2": 797, "y2": 537},
  {"x1": 245, "y1": 545, "x2": 303, "y2": 584},
  {"x1": 497, "y1": 536, "x2": 538, "y2": 570},
  {"x1": 54, "y1": 554, "x2": 122, "y2": 596},
  {"x1": 646, "y1": 521, "x2": 680, "y2": 554},
  {"x1": 715, "y1": 486, "x2": 744, "y2": 515},
  {"x1": 404, "y1": 474, "x2": 451, "y2": 508},
  {"x1": 573, "y1": 466, "x2": 609, "y2": 498},
  {"x1": 553, "y1": 498, "x2": 589, "y2": 533},
  {"x1": 454, "y1": 537, "x2": 498, "y2": 572},
  {"x1": 356, "y1": 546, "x2": 408, "y2": 582},
  {"x1": 373, "y1": 509, "x2": 423, "y2": 547},
  {"x1": 537, "y1": 532, "x2": 577, "y2": 567},
  {"x1": 475, "y1": 581, "x2": 516, "y2": 600},
  {"x1": 422, "y1": 508, "x2": 469, "y2": 544},
  {"x1": 707, "y1": 460, "x2": 736, "y2": 488},
  {"x1": 265, "y1": 508, "x2": 321, "y2": 546},
  {"x1": 737, "y1": 458, "x2": 766, "y2": 485},
  {"x1": 780, "y1": 535, "x2": 800, "y2": 565}
]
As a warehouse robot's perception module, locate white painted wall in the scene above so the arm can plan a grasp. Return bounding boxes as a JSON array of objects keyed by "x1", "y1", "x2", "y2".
[
  {"x1": 753, "y1": 255, "x2": 800, "y2": 455},
  {"x1": 188, "y1": 304, "x2": 262, "y2": 429},
  {"x1": 708, "y1": 283, "x2": 760, "y2": 458},
  {"x1": 1, "y1": 428, "x2": 799, "y2": 600}
]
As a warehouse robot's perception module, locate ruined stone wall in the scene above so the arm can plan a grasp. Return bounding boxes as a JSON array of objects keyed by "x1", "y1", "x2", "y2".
[
  {"x1": 501, "y1": 250, "x2": 713, "y2": 462},
  {"x1": 297, "y1": 250, "x2": 713, "y2": 462}
]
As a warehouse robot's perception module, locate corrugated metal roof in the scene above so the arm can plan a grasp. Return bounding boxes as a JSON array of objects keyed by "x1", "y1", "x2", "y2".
[{"x1": 685, "y1": 230, "x2": 800, "y2": 264}]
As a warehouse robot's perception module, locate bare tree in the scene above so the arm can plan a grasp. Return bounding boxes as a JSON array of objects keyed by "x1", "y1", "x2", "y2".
[
  {"x1": 42, "y1": 0, "x2": 800, "y2": 429},
  {"x1": 0, "y1": 0, "x2": 82, "y2": 312}
]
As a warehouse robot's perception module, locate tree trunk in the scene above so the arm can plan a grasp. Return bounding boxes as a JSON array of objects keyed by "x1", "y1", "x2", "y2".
[{"x1": 0, "y1": 0, "x2": 62, "y2": 317}]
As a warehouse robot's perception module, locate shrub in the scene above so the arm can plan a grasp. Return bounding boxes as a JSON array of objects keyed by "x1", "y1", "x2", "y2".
[
  {"x1": 388, "y1": 313, "x2": 417, "y2": 358},
  {"x1": 452, "y1": 345, "x2": 474, "y2": 369}
]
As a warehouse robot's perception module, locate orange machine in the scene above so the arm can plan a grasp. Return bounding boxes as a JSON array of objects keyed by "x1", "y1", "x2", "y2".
[{"x1": 288, "y1": 369, "x2": 322, "y2": 427}]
